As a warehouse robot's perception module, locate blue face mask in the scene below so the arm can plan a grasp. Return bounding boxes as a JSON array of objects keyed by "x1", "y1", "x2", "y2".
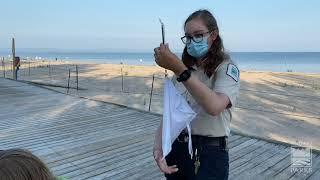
[{"x1": 187, "y1": 37, "x2": 209, "y2": 59}]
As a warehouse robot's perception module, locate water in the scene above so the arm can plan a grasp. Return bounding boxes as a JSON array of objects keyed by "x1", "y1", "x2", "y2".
[
  {"x1": 0, "y1": 50, "x2": 319, "y2": 73},
  {"x1": 231, "y1": 52, "x2": 320, "y2": 73}
]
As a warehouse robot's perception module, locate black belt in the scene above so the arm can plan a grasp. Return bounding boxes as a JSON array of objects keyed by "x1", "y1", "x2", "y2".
[
  {"x1": 192, "y1": 135, "x2": 228, "y2": 149},
  {"x1": 177, "y1": 132, "x2": 228, "y2": 149}
]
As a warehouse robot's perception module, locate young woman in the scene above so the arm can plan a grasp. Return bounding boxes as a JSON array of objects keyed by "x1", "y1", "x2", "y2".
[{"x1": 153, "y1": 9, "x2": 240, "y2": 180}]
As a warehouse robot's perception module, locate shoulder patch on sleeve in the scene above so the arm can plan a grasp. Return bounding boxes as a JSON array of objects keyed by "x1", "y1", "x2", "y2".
[{"x1": 226, "y1": 64, "x2": 239, "y2": 82}]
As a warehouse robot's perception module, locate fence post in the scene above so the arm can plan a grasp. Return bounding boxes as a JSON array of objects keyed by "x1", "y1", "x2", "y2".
[
  {"x1": 4, "y1": 58, "x2": 6, "y2": 78},
  {"x1": 2, "y1": 57, "x2": 5, "y2": 78},
  {"x1": 76, "y1": 65, "x2": 79, "y2": 91},
  {"x1": 12, "y1": 38, "x2": 16, "y2": 79},
  {"x1": 121, "y1": 67, "x2": 124, "y2": 92},
  {"x1": 48, "y1": 62, "x2": 51, "y2": 77},
  {"x1": 148, "y1": 74, "x2": 155, "y2": 111},
  {"x1": 67, "y1": 68, "x2": 71, "y2": 94},
  {"x1": 28, "y1": 61, "x2": 31, "y2": 76}
]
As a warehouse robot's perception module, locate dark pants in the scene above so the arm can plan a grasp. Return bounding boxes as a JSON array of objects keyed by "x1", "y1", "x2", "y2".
[
  {"x1": 15, "y1": 66, "x2": 19, "y2": 80},
  {"x1": 165, "y1": 137, "x2": 229, "y2": 180}
]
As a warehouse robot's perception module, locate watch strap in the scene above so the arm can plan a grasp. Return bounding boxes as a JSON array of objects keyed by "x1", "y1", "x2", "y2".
[{"x1": 177, "y1": 69, "x2": 191, "y2": 82}]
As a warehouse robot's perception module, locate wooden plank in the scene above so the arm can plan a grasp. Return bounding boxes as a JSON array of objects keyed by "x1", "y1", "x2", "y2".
[
  {"x1": 80, "y1": 149, "x2": 153, "y2": 180},
  {"x1": 52, "y1": 139, "x2": 152, "y2": 176},
  {"x1": 258, "y1": 149, "x2": 292, "y2": 177},
  {"x1": 308, "y1": 169, "x2": 320, "y2": 180},
  {"x1": 228, "y1": 134, "x2": 243, "y2": 143},
  {"x1": 130, "y1": 164, "x2": 164, "y2": 180},
  {"x1": 0, "y1": 99, "x2": 98, "y2": 119},
  {"x1": 112, "y1": 160, "x2": 160, "y2": 180},
  {"x1": 230, "y1": 142, "x2": 279, "y2": 174},
  {"x1": 228, "y1": 136, "x2": 252, "y2": 149},
  {"x1": 298, "y1": 154, "x2": 320, "y2": 180},
  {"x1": 1, "y1": 110, "x2": 109, "y2": 131},
  {"x1": 33, "y1": 123, "x2": 155, "y2": 157},
  {"x1": 50, "y1": 134, "x2": 152, "y2": 168},
  {"x1": 148, "y1": 170, "x2": 167, "y2": 180},
  {"x1": 96, "y1": 155, "x2": 155, "y2": 179},
  {"x1": 1, "y1": 109, "x2": 158, "y2": 153},
  {"x1": 1, "y1": 95, "x2": 73, "y2": 115},
  {"x1": 0, "y1": 96, "x2": 119, "y2": 118},
  {"x1": 235, "y1": 146, "x2": 291, "y2": 179},
  {"x1": 230, "y1": 140, "x2": 268, "y2": 162},
  {"x1": 1, "y1": 110, "x2": 133, "y2": 147},
  {"x1": 66, "y1": 144, "x2": 152, "y2": 179},
  {"x1": 2, "y1": 118, "x2": 158, "y2": 155},
  {"x1": 1, "y1": 102, "x2": 121, "y2": 123},
  {"x1": 51, "y1": 139, "x2": 151, "y2": 175},
  {"x1": 1, "y1": 107, "x2": 135, "y2": 139},
  {"x1": 1, "y1": 108, "x2": 134, "y2": 139},
  {"x1": 46, "y1": 132, "x2": 152, "y2": 166},
  {"x1": 230, "y1": 144, "x2": 287, "y2": 179},
  {"x1": 229, "y1": 139, "x2": 259, "y2": 153},
  {"x1": 232, "y1": 143, "x2": 286, "y2": 174}
]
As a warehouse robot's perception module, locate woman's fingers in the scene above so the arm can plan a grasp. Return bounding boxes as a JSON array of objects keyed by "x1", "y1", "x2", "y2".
[
  {"x1": 159, "y1": 43, "x2": 169, "y2": 51},
  {"x1": 154, "y1": 44, "x2": 175, "y2": 70},
  {"x1": 167, "y1": 166, "x2": 179, "y2": 174},
  {"x1": 154, "y1": 47, "x2": 159, "y2": 53},
  {"x1": 161, "y1": 164, "x2": 179, "y2": 174},
  {"x1": 157, "y1": 159, "x2": 179, "y2": 174},
  {"x1": 154, "y1": 44, "x2": 170, "y2": 58},
  {"x1": 159, "y1": 43, "x2": 166, "y2": 52},
  {"x1": 154, "y1": 47, "x2": 160, "y2": 60}
]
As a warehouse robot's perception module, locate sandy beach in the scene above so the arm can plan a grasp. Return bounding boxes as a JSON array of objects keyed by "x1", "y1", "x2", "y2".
[{"x1": 1, "y1": 59, "x2": 320, "y2": 151}]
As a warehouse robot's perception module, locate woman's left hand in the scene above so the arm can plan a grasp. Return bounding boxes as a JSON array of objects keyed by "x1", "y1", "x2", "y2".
[{"x1": 154, "y1": 44, "x2": 186, "y2": 74}]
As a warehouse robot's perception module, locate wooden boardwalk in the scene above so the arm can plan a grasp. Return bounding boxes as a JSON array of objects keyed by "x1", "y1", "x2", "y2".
[{"x1": 0, "y1": 78, "x2": 319, "y2": 180}]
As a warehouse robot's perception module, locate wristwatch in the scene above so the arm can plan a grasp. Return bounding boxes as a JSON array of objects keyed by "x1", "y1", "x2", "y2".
[{"x1": 177, "y1": 69, "x2": 191, "y2": 82}]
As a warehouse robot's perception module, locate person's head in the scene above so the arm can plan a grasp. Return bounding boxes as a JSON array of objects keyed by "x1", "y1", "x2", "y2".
[
  {"x1": 181, "y1": 9, "x2": 229, "y2": 77},
  {"x1": 0, "y1": 149, "x2": 56, "y2": 180}
]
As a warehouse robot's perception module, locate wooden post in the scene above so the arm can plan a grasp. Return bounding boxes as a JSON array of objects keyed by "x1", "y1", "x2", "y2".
[
  {"x1": 67, "y1": 68, "x2": 71, "y2": 93},
  {"x1": 2, "y1": 57, "x2": 5, "y2": 78},
  {"x1": 121, "y1": 67, "x2": 124, "y2": 92},
  {"x1": 148, "y1": 74, "x2": 155, "y2": 111},
  {"x1": 76, "y1": 65, "x2": 79, "y2": 91},
  {"x1": 4, "y1": 58, "x2": 6, "y2": 78},
  {"x1": 12, "y1": 38, "x2": 16, "y2": 80},
  {"x1": 28, "y1": 61, "x2": 31, "y2": 76},
  {"x1": 48, "y1": 61, "x2": 51, "y2": 77}
]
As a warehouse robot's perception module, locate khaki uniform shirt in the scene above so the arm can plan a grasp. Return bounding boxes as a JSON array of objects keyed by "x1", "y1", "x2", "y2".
[{"x1": 172, "y1": 59, "x2": 240, "y2": 137}]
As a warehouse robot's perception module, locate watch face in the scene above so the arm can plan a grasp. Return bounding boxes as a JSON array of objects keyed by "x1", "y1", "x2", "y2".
[{"x1": 177, "y1": 70, "x2": 191, "y2": 82}]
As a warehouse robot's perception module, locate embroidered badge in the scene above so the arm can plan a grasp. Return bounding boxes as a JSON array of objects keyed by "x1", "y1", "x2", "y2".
[{"x1": 226, "y1": 64, "x2": 239, "y2": 82}]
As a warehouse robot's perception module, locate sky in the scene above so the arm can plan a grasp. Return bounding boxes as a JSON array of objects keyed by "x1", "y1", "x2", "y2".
[{"x1": 0, "y1": 0, "x2": 319, "y2": 52}]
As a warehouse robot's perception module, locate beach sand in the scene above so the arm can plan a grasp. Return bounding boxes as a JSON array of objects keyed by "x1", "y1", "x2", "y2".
[{"x1": 2, "y1": 60, "x2": 320, "y2": 150}]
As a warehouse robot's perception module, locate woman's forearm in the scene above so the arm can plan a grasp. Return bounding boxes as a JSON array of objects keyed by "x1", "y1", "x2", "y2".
[{"x1": 153, "y1": 121, "x2": 162, "y2": 151}]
